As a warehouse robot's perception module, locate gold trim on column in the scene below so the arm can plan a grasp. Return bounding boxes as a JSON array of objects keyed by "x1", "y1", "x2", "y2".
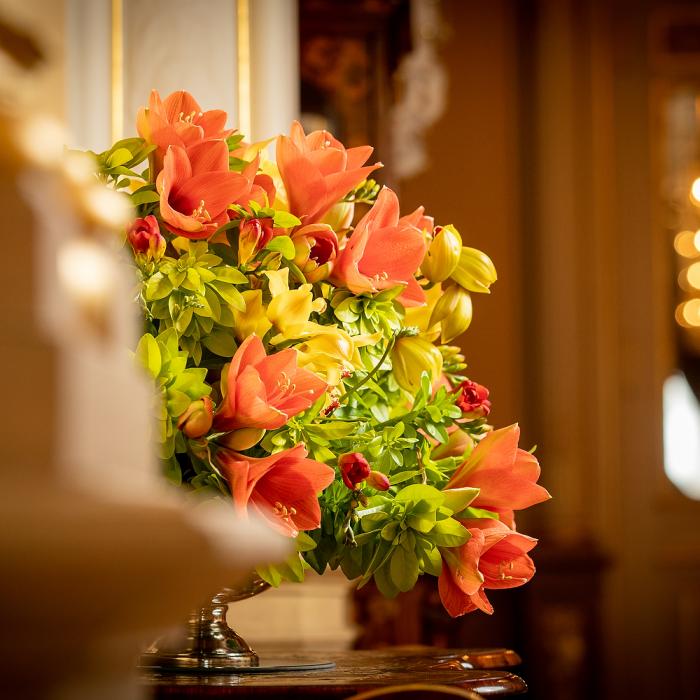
[
  {"x1": 111, "y1": 0, "x2": 124, "y2": 142},
  {"x1": 237, "y1": 0, "x2": 252, "y2": 138}
]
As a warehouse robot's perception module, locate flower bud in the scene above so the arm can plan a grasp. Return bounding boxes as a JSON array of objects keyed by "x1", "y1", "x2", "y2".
[
  {"x1": 421, "y1": 225, "x2": 461, "y2": 283},
  {"x1": 391, "y1": 335, "x2": 443, "y2": 393},
  {"x1": 238, "y1": 217, "x2": 274, "y2": 265},
  {"x1": 429, "y1": 284, "x2": 473, "y2": 343},
  {"x1": 127, "y1": 215, "x2": 166, "y2": 260},
  {"x1": 290, "y1": 224, "x2": 339, "y2": 283},
  {"x1": 455, "y1": 380, "x2": 491, "y2": 419},
  {"x1": 367, "y1": 470, "x2": 391, "y2": 491},
  {"x1": 321, "y1": 201, "x2": 355, "y2": 231},
  {"x1": 339, "y1": 452, "x2": 371, "y2": 489},
  {"x1": 431, "y1": 428, "x2": 474, "y2": 460},
  {"x1": 177, "y1": 396, "x2": 214, "y2": 438},
  {"x1": 218, "y1": 427, "x2": 266, "y2": 450},
  {"x1": 450, "y1": 246, "x2": 497, "y2": 293}
]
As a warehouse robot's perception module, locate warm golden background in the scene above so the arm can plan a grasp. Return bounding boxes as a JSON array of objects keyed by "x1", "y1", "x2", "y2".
[{"x1": 2, "y1": 1, "x2": 700, "y2": 699}]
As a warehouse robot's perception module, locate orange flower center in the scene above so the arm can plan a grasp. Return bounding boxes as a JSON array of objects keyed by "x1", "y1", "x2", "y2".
[
  {"x1": 191, "y1": 199, "x2": 212, "y2": 223},
  {"x1": 277, "y1": 372, "x2": 296, "y2": 393},
  {"x1": 498, "y1": 560, "x2": 515, "y2": 581}
]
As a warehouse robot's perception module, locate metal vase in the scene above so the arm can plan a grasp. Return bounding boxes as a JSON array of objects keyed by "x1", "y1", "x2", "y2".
[{"x1": 139, "y1": 575, "x2": 270, "y2": 672}]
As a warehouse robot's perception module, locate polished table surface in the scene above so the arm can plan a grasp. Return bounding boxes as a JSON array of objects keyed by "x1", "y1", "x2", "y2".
[{"x1": 142, "y1": 648, "x2": 527, "y2": 697}]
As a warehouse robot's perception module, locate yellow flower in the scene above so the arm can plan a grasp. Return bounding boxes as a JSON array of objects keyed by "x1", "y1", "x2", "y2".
[
  {"x1": 231, "y1": 289, "x2": 273, "y2": 342},
  {"x1": 429, "y1": 284, "x2": 473, "y2": 343},
  {"x1": 293, "y1": 326, "x2": 379, "y2": 385},
  {"x1": 404, "y1": 283, "x2": 442, "y2": 342},
  {"x1": 264, "y1": 269, "x2": 326, "y2": 343},
  {"x1": 421, "y1": 225, "x2": 462, "y2": 283},
  {"x1": 391, "y1": 335, "x2": 443, "y2": 393},
  {"x1": 450, "y1": 246, "x2": 497, "y2": 294}
]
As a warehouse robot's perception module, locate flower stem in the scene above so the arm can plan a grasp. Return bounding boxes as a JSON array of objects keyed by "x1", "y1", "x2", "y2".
[{"x1": 337, "y1": 333, "x2": 397, "y2": 406}]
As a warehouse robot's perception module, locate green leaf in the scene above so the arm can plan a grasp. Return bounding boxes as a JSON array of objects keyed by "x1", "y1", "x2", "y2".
[
  {"x1": 107, "y1": 147, "x2": 133, "y2": 168},
  {"x1": 388, "y1": 470, "x2": 421, "y2": 485},
  {"x1": 418, "y1": 541, "x2": 442, "y2": 576},
  {"x1": 273, "y1": 210, "x2": 302, "y2": 229},
  {"x1": 442, "y1": 487, "x2": 480, "y2": 515},
  {"x1": 145, "y1": 273, "x2": 173, "y2": 301},
  {"x1": 429, "y1": 518, "x2": 470, "y2": 548},
  {"x1": 265, "y1": 235, "x2": 296, "y2": 260},
  {"x1": 130, "y1": 188, "x2": 160, "y2": 206},
  {"x1": 201, "y1": 329, "x2": 237, "y2": 357},
  {"x1": 214, "y1": 266, "x2": 248, "y2": 284},
  {"x1": 135, "y1": 334, "x2": 161, "y2": 377},
  {"x1": 458, "y1": 506, "x2": 501, "y2": 521},
  {"x1": 162, "y1": 456, "x2": 182, "y2": 486},
  {"x1": 389, "y1": 546, "x2": 419, "y2": 592},
  {"x1": 395, "y1": 484, "x2": 444, "y2": 510},
  {"x1": 374, "y1": 563, "x2": 400, "y2": 598},
  {"x1": 166, "y1": 389, "x2": 191, "y2": 417},
  {"x1": 210, "y1": 281, "x2": 245, "y2": 311}
]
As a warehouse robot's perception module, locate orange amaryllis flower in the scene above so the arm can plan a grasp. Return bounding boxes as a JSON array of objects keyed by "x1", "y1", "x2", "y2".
[
  {"x1": 137, "y1": 89, "x2": 232, "y2": 169},
  {"x1": 330, "y1": 187, "x2": 427, "y2": 307},
  {"x1": 276, "y1": 121, "x2": 381, "y2": 224},
  {"x1": 438, "y1": 518, "x2": 537, "y2": 617},
  {"x1": 216, "y1": 444, "x2": 335, "y2": 537},
  {"x1": 157, "y1": 141, "x2": 253, "y2": 240},
  {"x1": 213, "y1": 334, "x2": 327, "y2": 432},
  {"x1": 445, "y1": 424, "x2": 551, "y2": 528}
]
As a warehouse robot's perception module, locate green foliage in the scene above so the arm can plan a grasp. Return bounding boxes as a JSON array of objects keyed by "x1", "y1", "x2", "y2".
[
  {"x1": 134, "y1": 329, "x2": 211, "y2": 461},
  {"x1": 92, "y1": 137, "x2": 155, "y2": 183},
  {"x1": 345, "y1": 484, "x2": 470, "y2": 597},
  {"x1": 140, "y1": 241, "x2": 248, "y2": 365},
  {"x1": 330, "y1": 287, "x2": 404, "y2": 338},
  {"x1": 343, "y1": 179, "x2": 380, "y2": 205}
]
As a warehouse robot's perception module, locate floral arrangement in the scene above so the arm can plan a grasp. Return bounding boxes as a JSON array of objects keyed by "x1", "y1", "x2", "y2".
[{"x1": 89, "y1": 90, "x2": 550, "y2": 617}]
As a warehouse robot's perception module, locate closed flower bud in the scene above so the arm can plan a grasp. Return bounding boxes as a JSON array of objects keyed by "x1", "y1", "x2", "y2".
[
  {"x1": 421, "y1": 225, "x2": 461, "y2": 283},
  {"x1": 450, "y1": 246, "x2": 497, "y2": 293},
  {"x1": 429, "y1": 284, "x2": 473, "y2": 343},
  {"x1": 391, "y1": 335, "x2": 443, "y2": 392},
  {"x1": 367, "y1": 470, "x2": 391, "y2": 491},
  {"x1": 321, "y1": 201, "x2": 355, "y2": 231},
  {"x1": 455, "y1": 380, "x2": 491, "y2": 419},
  {"x1": 127, "y1": 215, "x2": 166, "y2": 260},
  {"x1": 177, "y1": 396, "x2": 213, "y2": 438},
  {"x1": 339, "y1": 452, "x2": 371, "y2": 489},
  {"x1": 432, "y1": 428, "x2": 474, "y2": 460},
  {"x1": 238, "y1": 217, "x2": 274, "y2": 265},
  {"x1": 218, "y1": 427, "x2": 266, "y2": 451}
]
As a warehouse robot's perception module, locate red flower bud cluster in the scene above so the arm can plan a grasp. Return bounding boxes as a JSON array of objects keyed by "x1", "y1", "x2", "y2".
[
  {"x1": 339, "y1": 452, "x2": 371, "y2": 489},
  {"x1": 455, "y1": 380, "x2": 491, "y2": 418}
]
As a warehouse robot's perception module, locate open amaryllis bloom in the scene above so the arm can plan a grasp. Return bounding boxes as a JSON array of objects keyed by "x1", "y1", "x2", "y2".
[
  {"x1": 216, "y1": 444, "x2": 335, "y2": 536},
  {"x1": 438, "y1": 518, "x2": 537, "y2": 617},
  {"x1": 290, "y1": 223, "x2": 339, "y2": 282},
  {"x1": 330, "y1": 187, "x2": 427, "y2": 306},
  {"x1": 157, "y1": 141, "x2": 256, "y2": 239},
  {"x1": 276, "y1": 121, "x2": 381, "y2": 224},
  {"x1": 213, "y1": 334, "x2": 327, "y2": 432},
  {"x1": 444, "y1": 424, "x2": 551, "y2": 528},
  {"x1": 137, "y1": 89, "x2": 232, "y2": 169}
]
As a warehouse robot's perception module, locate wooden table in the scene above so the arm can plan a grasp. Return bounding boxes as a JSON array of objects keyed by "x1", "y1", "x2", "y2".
[{"x1": 142, "y1": 648, "x2": 527, "y2": 697}]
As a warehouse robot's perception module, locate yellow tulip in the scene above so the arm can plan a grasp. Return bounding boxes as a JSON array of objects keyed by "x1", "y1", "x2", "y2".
[
  {"x1": 450, "y1": 246, "x2": 497, "y2": 293},
  {"x1": 429, "y1": 284, "x2": 473, "y2": 343},
  {"x1": 421, "y1": 225, "x2": 462, "y2": 283},
  {"x1": 391, "y1": 335, "x2": 443, "y2": 392}
]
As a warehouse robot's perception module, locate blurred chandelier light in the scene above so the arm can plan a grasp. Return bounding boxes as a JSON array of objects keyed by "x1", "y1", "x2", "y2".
[
  {"x1": 57, "y1": 238, "x2": 116, "y2": 307},
  {"x1": 674, "y1": 230, "x2": 700, "y2": 257},
  {"x1": 675, "y1": 298, "x2": 700, "y2": 327}
]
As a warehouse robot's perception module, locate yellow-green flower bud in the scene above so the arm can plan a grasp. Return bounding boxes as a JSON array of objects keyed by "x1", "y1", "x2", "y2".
[
  {"x1": 421, "y1": 225, "x2": 462, "y2": 283},
  {"x1": 391, "y1": 335, "x2": 443, "y2": 392},
  {"x1": 450, "y1": 246, "x2": 497, "y2": 293},
  {"x1": 429, "y1": 284, "x2": 473, "y2": 343}
]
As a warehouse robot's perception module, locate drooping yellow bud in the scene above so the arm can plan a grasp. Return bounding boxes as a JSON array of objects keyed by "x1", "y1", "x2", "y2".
[
  {"x1": 429, "y1": 284, "x2": 473, "y2": 343},
  {"x1": 391, "y1": 335, "x2": 443, "y2": 392},
  {"x1": 421, "y1": 225, "x2": 462, "y2": 283},
  {"x1": 219, "y1": 428, "x2": 266, "y2": 451},
  {"x1": 450, "y1": 246, "x2": 497, "y2": 293},
  {"x1": 231, "y1": 289, "x2": 272, "y2": 342}
]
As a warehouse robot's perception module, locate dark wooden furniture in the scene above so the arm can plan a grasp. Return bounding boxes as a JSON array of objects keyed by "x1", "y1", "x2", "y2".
[{"x1": 142, "y1": 648, "x2": 526, "y2": 698}]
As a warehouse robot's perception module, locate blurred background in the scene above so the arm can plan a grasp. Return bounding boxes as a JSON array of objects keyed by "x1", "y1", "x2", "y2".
[{"x1": 2, "y1": 0, "x2": 700, "y2": 698}]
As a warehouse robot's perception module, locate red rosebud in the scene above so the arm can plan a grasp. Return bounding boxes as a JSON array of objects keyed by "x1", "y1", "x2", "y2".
[
  {"x1": 177, "y1": 396, "x2": 214, "y2": 438},
  {"x1": 127, "y1": 215, "x2": 166, "y2": 260},
  {"x1": 366, "y1": 470, "x2": 390, "y2": 491},
  {"x1": 339, "y1": 452, "x2": 371, "y2": 489},
  {"x1": 455, "y1": 380, "x2": 491, "y2": 418}
]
